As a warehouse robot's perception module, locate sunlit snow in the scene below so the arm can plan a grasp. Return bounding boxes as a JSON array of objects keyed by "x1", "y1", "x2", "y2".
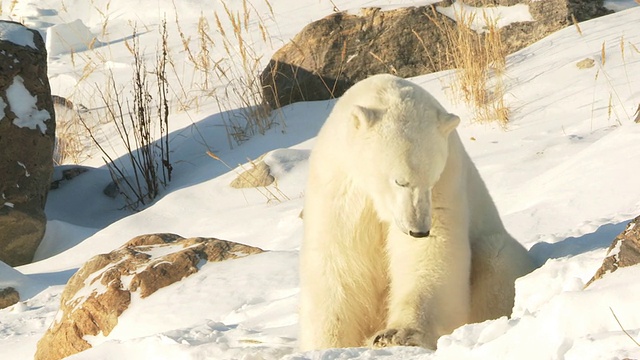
[{"x1": 0, "y1": 0, "x2": 640, "y2": 359}]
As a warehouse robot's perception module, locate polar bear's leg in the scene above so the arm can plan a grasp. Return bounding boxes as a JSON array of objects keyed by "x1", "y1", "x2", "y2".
[
  {"x1": 469, "y1": 234, "x2": 536, "y2": 322},
  {"x1": 299, "y1": 201, "x2": 389, "y2": 350},
  {"x1": 372, "y1": 225, "x2": 471, "y2": 349}
]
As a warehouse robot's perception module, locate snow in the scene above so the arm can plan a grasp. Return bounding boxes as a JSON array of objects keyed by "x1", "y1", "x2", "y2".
[
  {"x1": 0, "y1": 96, "x2": 6, "y2": 118},
  {"x1": 45, "y1": 19, "x2": 100, "y2": 57},
  {"x1": 437, "y1": 0, "x2": 534, "y2": 32},
  {"x1": 6, "y1": 75, "x2": 50, "y2": 134},
  {"x1": 0, "y1": 21, "x2": 36, "y2": 49},
  {"x1": 1, "y1": 0, "x2": 640, "y2": 359}
]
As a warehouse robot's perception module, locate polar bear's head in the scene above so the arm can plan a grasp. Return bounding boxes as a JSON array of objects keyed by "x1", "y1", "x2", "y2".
[{"x1": 346, "y1": 75, "x2": 460, "y2": 238}]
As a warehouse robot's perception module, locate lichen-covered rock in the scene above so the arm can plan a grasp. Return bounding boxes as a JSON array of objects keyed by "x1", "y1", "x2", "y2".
[
  {"x1": 586, "y1": 216, "x2": 640, "y2": 287},
  {"x1": 34, "y1": 233, "x2": 264, "y2": 360},
  {"x1": 260, "y1": 0, "x2": 613, "y2": 109},
  {"x1": 0, "y1": 21, "x2": 55, "y2": 266}
]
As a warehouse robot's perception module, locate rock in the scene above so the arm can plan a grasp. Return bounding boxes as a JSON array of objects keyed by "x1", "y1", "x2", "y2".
[
  {"x1": 0, "y1": 21, "x2": 55, "y2": 266},
  {"x1": 0, "y1": 286, "x2": 19, "y2": 309},
  {"x1": 45, "y1": 19, "x2": 101, "y2": 57},
  {"x1": 230, "y1": 154, "x2": 275, "y2": 188},
  {"x1": 102, "y1": 180, "x2": 120, "y2": 198},
  {"x1": 49, "y1": 166, "x2": 89, "y2": 190},
  {"x1": 260, "y1": 5, "x2": 454, "y2": 109},
  {"x1": 495, "y1": 0, "x2": 611, "y2": 53},
  {"x1": 35, "y1": 233, "x2": 264, "y2": 360},
  {"x1": 586, "y1": 216, "x2": 640, "y2": 287},
  {"x1": 230, "y1": 148, "x2": 311, "y2": 189},
  {"x1": 576, "y1": 58, "x2": 595, "y2": 69},
  {"x1": 261, "y1": 0, "x2": 613, "y2": 109}
]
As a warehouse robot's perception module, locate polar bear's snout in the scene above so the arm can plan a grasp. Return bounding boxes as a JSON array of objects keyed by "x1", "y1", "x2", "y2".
[
  {"x1": 393, "y1": 187, "x2": 432, "y2": 239},
  {"x1": 409, "y1": 230, "x2": 430, "y2": 238},
  {"x1": 395, "y1": 212, "x2": 432, "y2": 239}
]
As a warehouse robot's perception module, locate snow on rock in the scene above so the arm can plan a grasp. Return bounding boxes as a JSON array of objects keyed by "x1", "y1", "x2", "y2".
[
  {"x1": 437, "y1": 0, "x2": 534, "y2": 32},
  {"x1": 586, "y1": 215, "x2": 640, "y2": 287},
  {"x1": 45, "y1": 19, "x2": 100, "y2": 57},
  {"x1": 0, "y1": 22, "x2": 54, "y2": 267},
  {"x1": 0, "y1": 21, "x2": 37, "y2": 49},
  {"x1": 230, "y1": 148, "x2": 310, "y2": 189},
  {"x1": 6, "y1": 75, "x2": 50, "y2": 134},
  {"x1": 35, "y1": 233, "x2": 265, "y2": 360}
]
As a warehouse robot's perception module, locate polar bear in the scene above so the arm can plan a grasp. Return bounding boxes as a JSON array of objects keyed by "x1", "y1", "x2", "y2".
[{"x1": 298, "y1": 74, "x2": 536, "y2": 350}]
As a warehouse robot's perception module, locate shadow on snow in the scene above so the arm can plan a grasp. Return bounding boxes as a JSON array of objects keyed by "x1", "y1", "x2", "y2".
[{"x1": 528, "y1": 220, "x2": 631, "y2": 267}]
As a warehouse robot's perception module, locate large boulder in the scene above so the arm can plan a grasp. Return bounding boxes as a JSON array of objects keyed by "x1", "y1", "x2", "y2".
[
  {"x1": 586, "y1": 216, "x2": 640, "y2": 287},
  {"x1": 0, "y1": 21, "x2": 55, "y2": 266},
  {"x1": 260, "y1": 0, "x2": 613, "y2": 109},
  {"x1": 34, "y1": 233, "x2": 264, "y2": 360},
  {"x1": 260, "y1": 5, "x2": 453, "y2": 109}
]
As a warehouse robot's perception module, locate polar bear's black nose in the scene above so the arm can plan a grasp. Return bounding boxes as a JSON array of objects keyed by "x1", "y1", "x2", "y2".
[{"x1": 409, "y1": 230, "x2": 430, "y2": 238}]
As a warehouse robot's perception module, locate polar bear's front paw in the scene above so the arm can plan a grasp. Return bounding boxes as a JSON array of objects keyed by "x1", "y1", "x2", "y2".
[{"x1": 370, "y1": 328, "x2": 423, "y2": 348}]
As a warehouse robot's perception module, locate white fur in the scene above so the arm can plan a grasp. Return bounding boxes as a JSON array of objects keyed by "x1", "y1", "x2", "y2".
[{"x1": 299, "y1": 74, "x2": 536, "y2": 350}]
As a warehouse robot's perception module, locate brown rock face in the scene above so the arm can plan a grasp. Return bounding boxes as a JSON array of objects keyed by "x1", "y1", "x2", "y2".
[
  {"x1": 35, "y1": 234, "x2": 264, "y2": 360},
  {"x1": 261, "y1": 0, "x2": 613, "y2": 109},
  {"x1": 586, "y1": 216, "x2": 640, "y2": 287},
  {"x1": 260, "y1": 5, "x2": 453, "y2": 109},
  {"x1": 0, "y1": 21, "x2": 55, "y2": 266}
]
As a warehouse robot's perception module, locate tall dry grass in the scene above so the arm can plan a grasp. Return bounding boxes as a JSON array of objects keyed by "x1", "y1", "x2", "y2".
[
  {"x1": 571, "y1": 15, "x2": 636, "y2": 127},
  {"x1": 80, "y1": 23, "x2": 172, "y2": 210},
  {"x1": 52, "y1": 96, "x2": 92, "y2": 165},
  {"x1": 427, "y1": 4, "x2": 509, "y2": 126},
  {"x1": 172, "y1": 0, "x2": 276, "y2": 146},
  {"x1": 48, "y1": 0, "x2": 278, "y2": 173}
]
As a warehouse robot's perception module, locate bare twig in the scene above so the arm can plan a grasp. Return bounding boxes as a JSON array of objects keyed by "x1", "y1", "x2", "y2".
[{"x1": 610, "y1": 307, "x2": 640, "y2": 347}]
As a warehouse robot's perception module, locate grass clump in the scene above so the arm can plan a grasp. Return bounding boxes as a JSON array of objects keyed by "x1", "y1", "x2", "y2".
[
  {"x1": 427, "y1": 3, "x2": 509, "y2": 126},
  {"x1": 82, "y1": 23, "x2": 172, "y2": 210},
  {"x1": 173, "y1": 0, "x2": 277, "y2": 146}
]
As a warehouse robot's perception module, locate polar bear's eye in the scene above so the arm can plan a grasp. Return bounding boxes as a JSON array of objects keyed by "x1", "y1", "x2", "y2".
[{"x1": 394, "y1": 179, "x2": 409, "y2": 187}]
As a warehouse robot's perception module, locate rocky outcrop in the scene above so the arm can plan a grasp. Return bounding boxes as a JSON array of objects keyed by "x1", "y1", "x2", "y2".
[
  {"x1": 0, "y1": 21, "x2": 55, "y2": 266},
  {"x1": 35, "y1": 233, "x2": 264, "y2": 360},
  {"x1": 586, "y1": 216, "x2": 640, "y2": 287},
  {"x1": 261, "y1": 0, "x2": 613, "y2": 109}
]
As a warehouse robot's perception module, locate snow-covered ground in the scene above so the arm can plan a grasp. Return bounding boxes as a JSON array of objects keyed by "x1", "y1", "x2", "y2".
[{"x1": 2, "y1": 0, "x2": 640, "y2": 359}]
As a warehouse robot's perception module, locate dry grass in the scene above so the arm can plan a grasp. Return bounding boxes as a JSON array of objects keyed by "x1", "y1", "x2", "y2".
[
  {"x1": 50, "y1": 0, "x2": 278, "y2": 167},
  {"x1": 427, "y1": 4, "x2": 509, "y2": 126},
  {"x1": 0, "y1": 0, "x2": 19, "y2": 16},
  {"x1": 171, "y1": 0, "x2": 277, "y2": 146},
  {"x1": 79, "y1": 23, "x2": 172, "y2": 210},
  {"x1": 213, "y1": 0, "x2": 275, "y2": 144},
  {"x1": 53, "y1": 102, "x2": 93, "y2": 165},
  {"x1": 573, "y1": 21, "x2": 634, "y2": 126}
]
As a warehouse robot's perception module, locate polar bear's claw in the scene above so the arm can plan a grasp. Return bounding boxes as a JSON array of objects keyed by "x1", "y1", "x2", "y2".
[{"x1": 370, "y1": 328, "x2": 422, "y2": 348}]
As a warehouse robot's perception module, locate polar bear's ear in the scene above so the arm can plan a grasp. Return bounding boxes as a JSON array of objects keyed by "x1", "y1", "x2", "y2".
[
  {"x1": 351, "y1": 105, "x2": 381, "y2": 130},
  {"x1": 438, "y1": 112, "x2": 460, "y2": 136}
]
